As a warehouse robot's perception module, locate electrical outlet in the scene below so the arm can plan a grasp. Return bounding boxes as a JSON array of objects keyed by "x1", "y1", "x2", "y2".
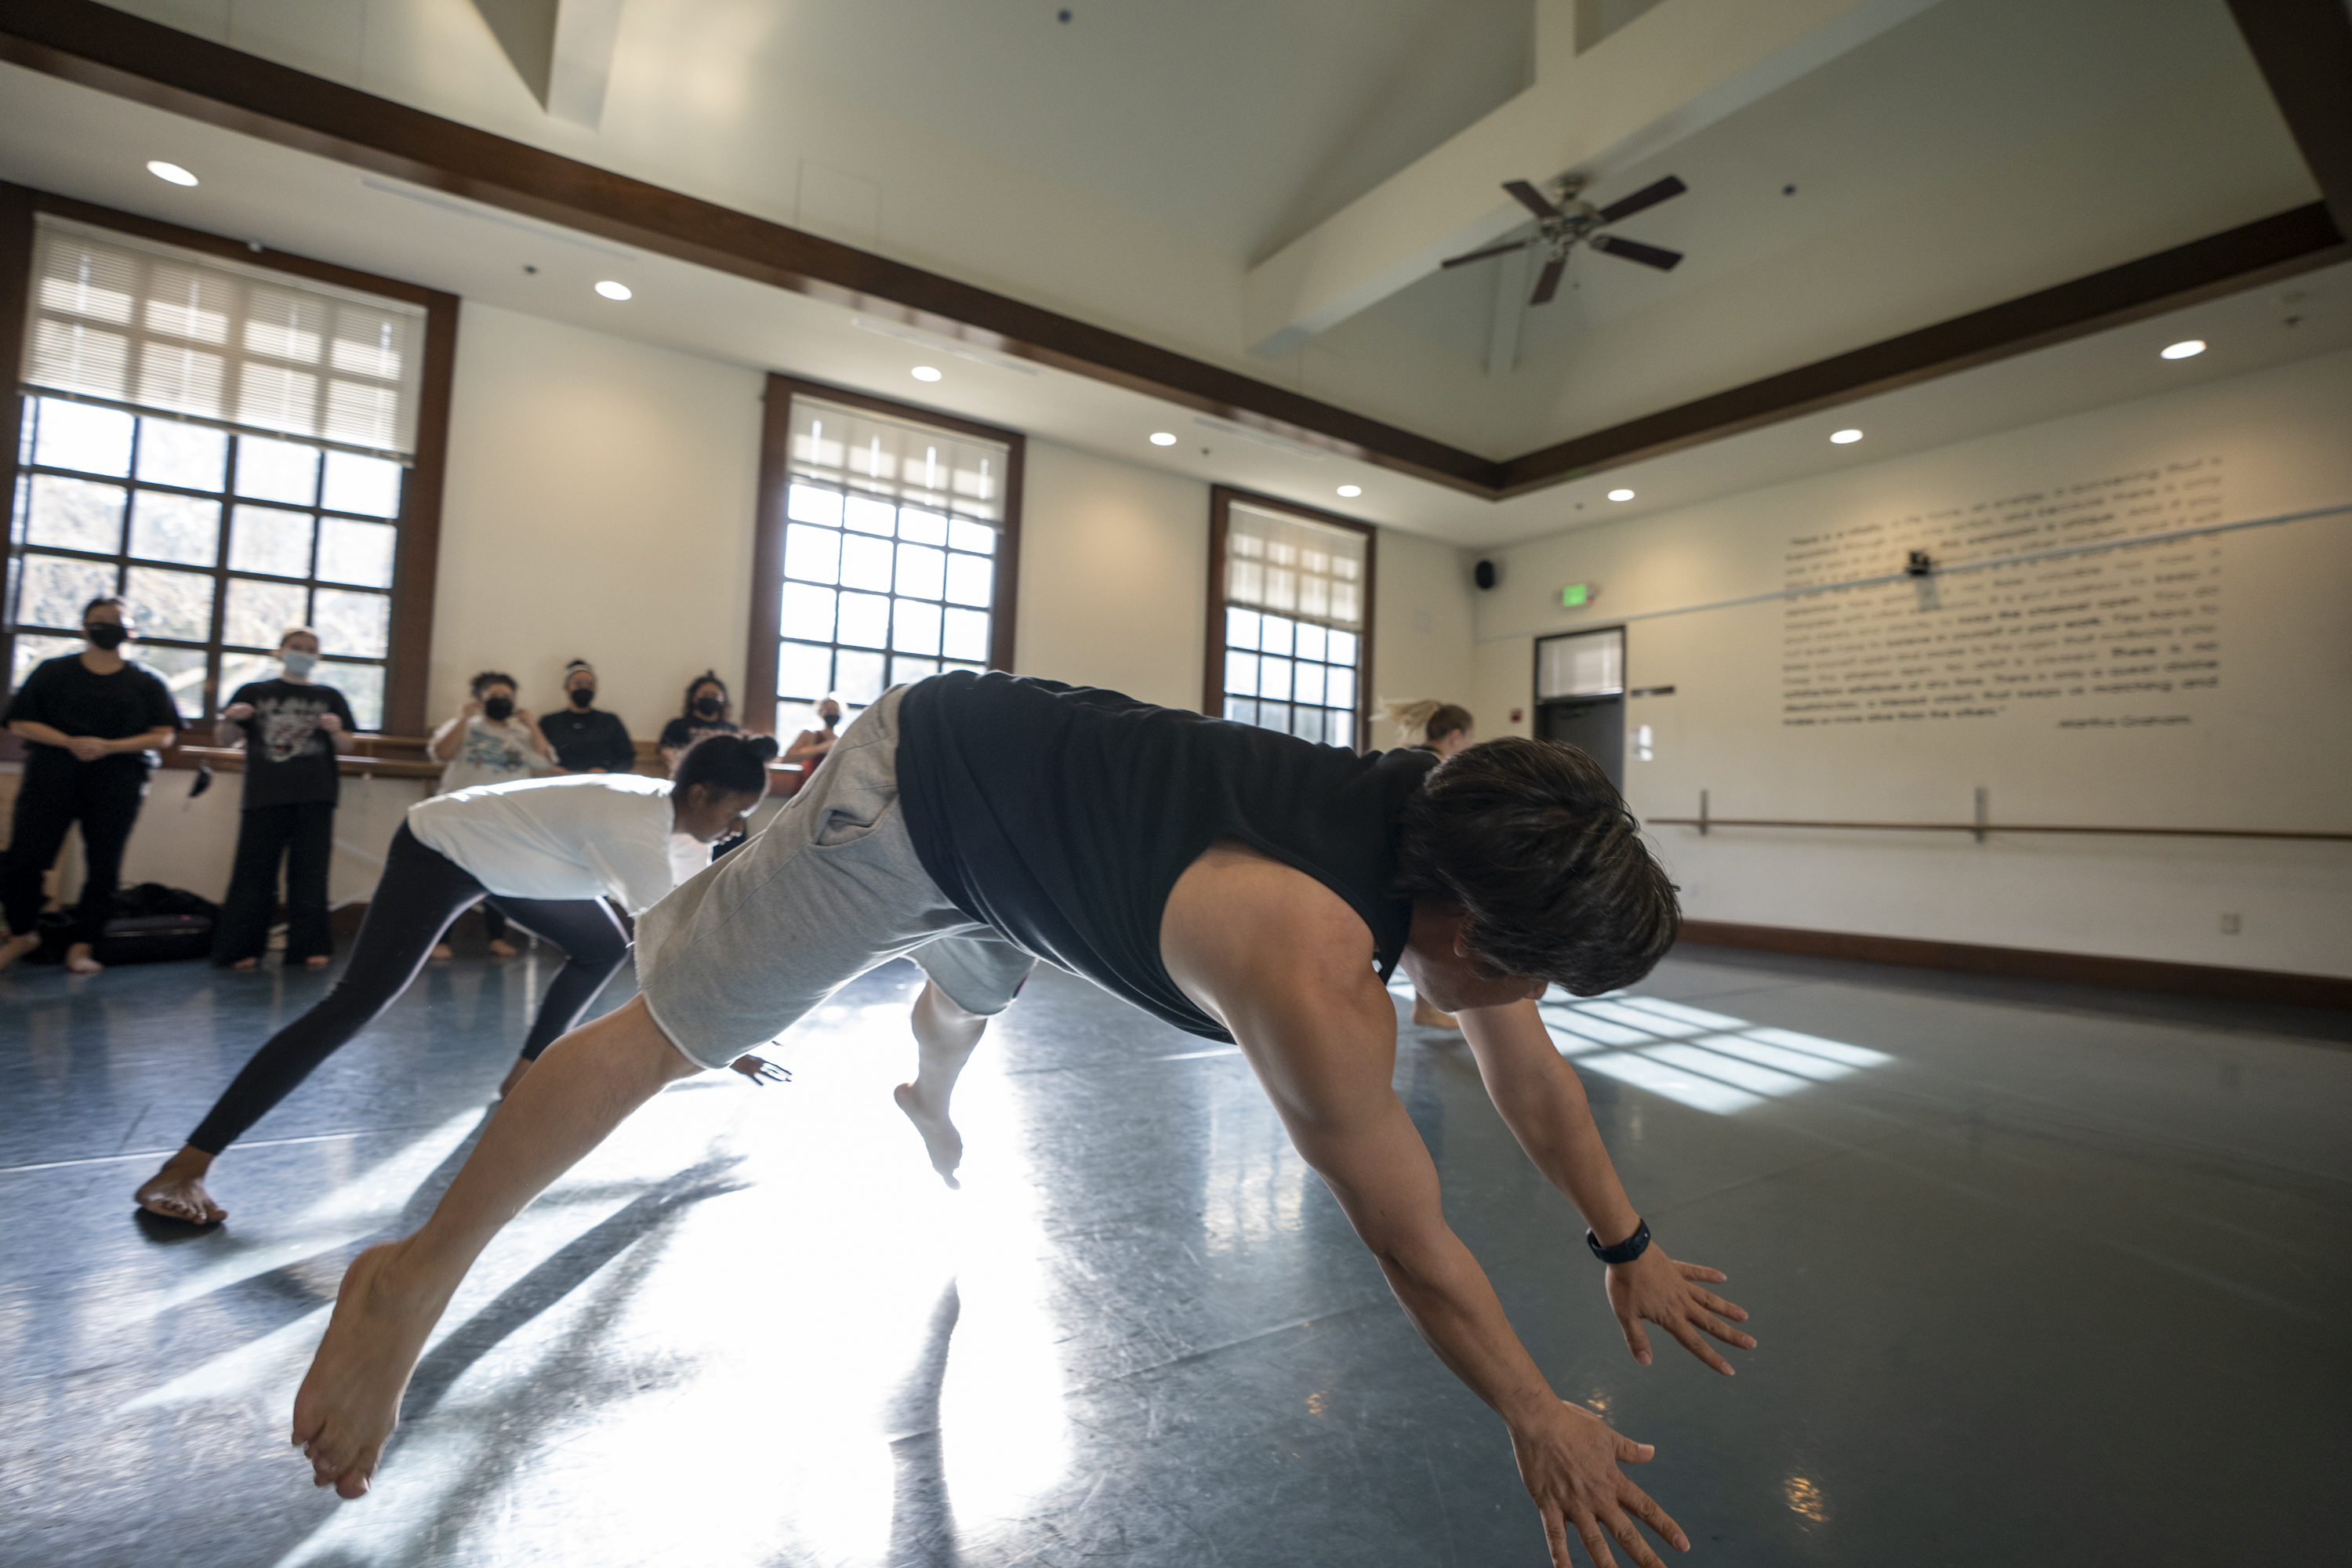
[{"x1": 2219, "y1": 913, "x2": 2241, "y2": 935}]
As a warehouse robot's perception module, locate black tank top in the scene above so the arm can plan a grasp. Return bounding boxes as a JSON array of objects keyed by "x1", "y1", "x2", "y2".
[{"x1": 896, "y1": 672, "x2": 1437, "y2": 1040}]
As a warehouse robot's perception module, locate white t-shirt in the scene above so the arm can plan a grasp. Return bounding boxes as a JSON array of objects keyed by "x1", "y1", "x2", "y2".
[
  {"x1": 406, "y1": 773, "x2": 688, "y2": 915},
  {"x1": 431, "y1": 713, "x2": 554, "y2": 795}
]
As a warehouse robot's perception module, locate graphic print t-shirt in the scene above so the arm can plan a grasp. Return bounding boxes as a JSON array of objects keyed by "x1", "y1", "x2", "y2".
[
  {"x1": 228, "y1": 678, "x2": 356, "y2": 809},
  {"x1": 433, "y1": 714, "x2": 550, "y2": 795}
]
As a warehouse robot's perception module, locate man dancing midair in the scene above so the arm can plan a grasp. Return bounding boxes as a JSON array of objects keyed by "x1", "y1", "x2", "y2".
[{"x1": 291, "y1": 673, "x2": 1753, "y2": 1568}]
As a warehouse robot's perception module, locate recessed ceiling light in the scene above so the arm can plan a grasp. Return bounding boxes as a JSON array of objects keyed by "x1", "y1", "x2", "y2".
[
  {"x1": 2161, "y1": 339, "x2": 2205, "y2": 360},
  {"x1": 1607, "y1": 488, "x2": 1635, "y2": 502},
  {"x1": 593, "y1": 280, "x2": 632, "y2": 301},
  {"x1": 1830, "y1": 428, "x2": 1864, "y2": 445},
  {"x1": 910, "y1": 365, "x2": 942, "y2": 382},
  {"x1": 146, "y1": 160, "x2": 198, "y2": 187},
  {"x1": 1336, "y1": 485, "x2": 1362, "y2": 498},
  {"x1": 1149, "y1": 431, "x2": 1178, "y2": 446}
]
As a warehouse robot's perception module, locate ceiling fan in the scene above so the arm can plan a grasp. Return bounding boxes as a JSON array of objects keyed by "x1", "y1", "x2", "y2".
[{"x1": 1441, "y1": 174, "x2": 1687, "y2": 304}]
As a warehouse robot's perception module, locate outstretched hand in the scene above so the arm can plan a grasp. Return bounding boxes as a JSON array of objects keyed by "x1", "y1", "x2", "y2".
[
  {"x1": 1511, "y1": 1399, "x2": 1687, "y2": 1568},
  {"x1": 1606, "y1": 1245, "x2": 1752, "y2": 1375}
]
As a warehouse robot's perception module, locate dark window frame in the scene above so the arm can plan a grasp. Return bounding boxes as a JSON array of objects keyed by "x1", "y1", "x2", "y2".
[
  {"x1": 0, "y1": 183, "x2": 458, "y2": 753},
  {"x1": 746, "y1": 373, "x2": 1025, "y2": 725},
  {"x1": 1204, "y1": 485, "x2": 1377, "y2": 750}
]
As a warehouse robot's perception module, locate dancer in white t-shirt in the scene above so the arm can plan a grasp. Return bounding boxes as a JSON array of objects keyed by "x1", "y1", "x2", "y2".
[{"x1": 133, "y1": 734, "x2": 775, "y2": 1226}]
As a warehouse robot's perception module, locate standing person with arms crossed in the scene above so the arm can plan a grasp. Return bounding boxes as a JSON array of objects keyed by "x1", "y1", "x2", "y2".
[
  {"x1": 212, "y1": 626, "x2": 357, "y2": 971},
  {"x1": 0, "y1": 597, "x2": 183, "y2": 975},
  {"x1": 290, "y1": 673, "x2": 1751, "y2": 1568},
  {"x1": 539, "y1": 660, "x2": 637, "y2": 775},
  {"x1": 427, "y1": 671, "x2": 558, "y2": 959}
]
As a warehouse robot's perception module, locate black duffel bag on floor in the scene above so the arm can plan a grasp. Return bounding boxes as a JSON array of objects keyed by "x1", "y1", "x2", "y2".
[{"x1": 26, "y1": 883, "x2": 218, "y2": 967}]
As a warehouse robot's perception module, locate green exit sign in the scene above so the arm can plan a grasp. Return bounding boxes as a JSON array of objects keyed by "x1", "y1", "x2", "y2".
[{"x1": 1561, "y1": 583, "x2": 1594, "y2": 608}]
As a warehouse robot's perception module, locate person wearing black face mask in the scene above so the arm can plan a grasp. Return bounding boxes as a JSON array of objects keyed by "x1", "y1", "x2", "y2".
[
  {"x1": 427, "y1": 671, "x2": 557, "y2": 958},
  {"x1": 658, "y1": 670, "x2": 742, "y2": 776},
  {"x1": 2, "y1": 596, "x2": 184, "y2": 975},
  {"x1": 538, "y1": 659, "x2": 637, "y2": 774}
]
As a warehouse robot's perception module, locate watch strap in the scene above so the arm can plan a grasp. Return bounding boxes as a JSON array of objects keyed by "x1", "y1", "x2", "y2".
[{"x1": 1586, "y1": 1218, "x2": 1650, "y2": 1265}]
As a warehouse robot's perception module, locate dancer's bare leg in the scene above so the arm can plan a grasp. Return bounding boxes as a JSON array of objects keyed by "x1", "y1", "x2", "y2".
[
  {"x1": 893, "y1": 981, "x2": 987, "y2": 1189},
  {"x1": 0, "y1": 931, "x2": 38, "y2": 973},
  {"x1": 136, "y1": 1145, "x2": 227, "y2": 1224},
  {"x1": 290, "y1": 993, "x2": 699, "y2": 1498},
  {"x1": 65, "y1": 942, "x2": 103, "y2": 975}
]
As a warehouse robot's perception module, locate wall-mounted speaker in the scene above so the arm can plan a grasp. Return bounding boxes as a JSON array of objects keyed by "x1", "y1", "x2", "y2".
[{"x1": 1474, "y1": 559, "x2": 1497, "y2": 590}]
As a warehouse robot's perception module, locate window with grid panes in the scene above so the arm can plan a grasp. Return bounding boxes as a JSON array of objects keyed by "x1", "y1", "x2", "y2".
[
  {"x1": 1215, "y1": 499, "x2": 1368, "y2": 748},
  {"x1": 773, "y1": 396, "x2": 1008, "y2": 733},
  {"x1": 6, "y1": 214, "x2": 424, "y2": 729},
  {"x1": 9, "y1": 397, "x2": 401, "y2": 728}
]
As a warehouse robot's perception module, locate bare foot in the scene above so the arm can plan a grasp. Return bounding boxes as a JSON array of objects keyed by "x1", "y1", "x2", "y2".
[
  {"x1": 1412, "y1": 996, "x2": 1461, "y2": 1031},
  {"x1": 0, "y1": 931, "x2": 38, "y2": 974},
  {"x1": 893, "y1": 1081, "x2": 964, "y2": 1189},
  {"x1": 497, "y1": 1054, "x2": 532, "y2": 1098},
  {"x1": 291, "y1": 1239, "x2": 445, "y2": 1498},
  {"x1": 487, "y1": 938, "x2": 519, "y2": 960},
  {"x1": 232, "y1": 956, "x2": 259, "y2": 971},
  {"x1": 136, "y1": 1148, "x2": 227, "y2": 1225},
  {"x1": 65, "y1": 943, "x2": 103, "y2": 975},
  {"x1": 305, "y1": 955, "x2": 332, "y2": 969},
  {"x1": 430, "y1": 943, "x2": 454, "y2": 962}
]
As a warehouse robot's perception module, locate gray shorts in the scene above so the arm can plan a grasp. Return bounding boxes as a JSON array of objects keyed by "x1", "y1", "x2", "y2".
[{"x1": 634, "y1": 684, "x2": 1036, "y2": 1071}]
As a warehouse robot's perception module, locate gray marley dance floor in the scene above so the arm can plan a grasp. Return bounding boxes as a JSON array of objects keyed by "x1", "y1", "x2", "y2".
[{"x1": 2, "y1": 942, "x2": 2347, "y2": 1566}]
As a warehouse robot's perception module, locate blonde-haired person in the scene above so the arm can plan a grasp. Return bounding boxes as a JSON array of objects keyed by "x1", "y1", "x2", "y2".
[
  {"x1": 212, "y1": 627, "x2": 357, "y2": 970},
  {"x1": 1383, "y1": 700, "x2": 1478, "y2": 1027}
]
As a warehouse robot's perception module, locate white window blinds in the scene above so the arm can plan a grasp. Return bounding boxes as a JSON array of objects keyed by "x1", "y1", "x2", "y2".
[
  {"x1": 23, "y1": 215, "x2": 428, "y2": 462},
  {"x1": 1225, "y1": 503, "x2": 1364, "y2": 627}
]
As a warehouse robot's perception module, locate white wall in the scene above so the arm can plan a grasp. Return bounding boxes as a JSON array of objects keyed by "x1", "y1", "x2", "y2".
[
  {"x1": 1475, "y1": 348, "x2": 2352, "y2": 977},
  {"x1": 1373, "y1": 528, "x2": 1480, "y2": 741},
  {"x1": 1012, "y1": 441, "x2": 1208, "y2": 710},
  {"x1": 429, "y1": 301, "x2": 765, "y2": 735}
]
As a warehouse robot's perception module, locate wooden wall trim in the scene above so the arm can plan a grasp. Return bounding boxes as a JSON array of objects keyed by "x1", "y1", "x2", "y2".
[
  {"x1": 388, "y1": 285, "x2": 459, "y2": 736},
  {"x1": 2226, "y1": 0, "x2": 2352, "y2": 244},
  {"x1": 0, "y1": 183, "x2": 33, "y2": 764},
  {"x1": 1676, "y1": 918, "x2": 2352, "y2": 1012},
  {"x1": 6, "y1": 0, "x2": 2345, "y2": 506}
]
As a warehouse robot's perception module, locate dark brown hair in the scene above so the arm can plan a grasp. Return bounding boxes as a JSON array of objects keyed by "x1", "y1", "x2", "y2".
[
  {"x1": 1396, "y1": 737, "x2": 1679, "y2": 996},
  {"x1": 1424, "y1": 703, "x2": 1474, "y2": 746}
]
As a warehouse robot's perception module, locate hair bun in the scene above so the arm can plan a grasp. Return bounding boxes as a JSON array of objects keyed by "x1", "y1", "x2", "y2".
[{"x1": 746, "y1": 734, "x2": 781, "y2": 762}]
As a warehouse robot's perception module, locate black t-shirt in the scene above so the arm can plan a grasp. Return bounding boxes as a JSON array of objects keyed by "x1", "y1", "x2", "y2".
[
  {"x1": 895, "y1": 672, "x2": 1437, "y2": 1041},
  {"x1": 540, "y1": 707, "x2": 637, "y2": 772},
  {"x1": 3, "y1": 654, "x2": 183, "y2": 782},
  {"x1": 659, "y1": 716, "x2": 739, "y2": 756},
  {"x1": 227, "y1": 678, "x2": 356, "y2": 808}
]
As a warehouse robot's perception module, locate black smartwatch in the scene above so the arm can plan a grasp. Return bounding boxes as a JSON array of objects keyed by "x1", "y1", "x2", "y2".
[{"x1": 1586, "y1": 1218, "x2": 1650, "y2": 1265}]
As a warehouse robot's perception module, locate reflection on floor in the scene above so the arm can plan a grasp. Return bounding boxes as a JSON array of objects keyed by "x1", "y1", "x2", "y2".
[{"x1": 3, "y1": 942, "x2": 2347, "y2": 1565}]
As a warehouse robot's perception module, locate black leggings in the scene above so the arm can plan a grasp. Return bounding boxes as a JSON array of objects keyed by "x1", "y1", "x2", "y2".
[
  {"x1": 186, "y1": 823, "x2": 631, "y2": 1156},
  {"x1": 2, "y1": 756, "x2": 146, "y2": 947}
]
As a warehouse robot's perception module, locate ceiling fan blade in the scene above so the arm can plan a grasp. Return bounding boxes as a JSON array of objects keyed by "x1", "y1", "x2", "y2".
[
  {"x1": 1529, "y1": 254, "x2": 1568, "y2": 304},
  {"x1": 1595, "y1": 175, "x2": 1686, "y2": 225},
  {"x1": 1503, "y1": 179, "x2": 1562, "y2": 220},
  {"x1": 1589, "y1": 234, "x2": 1684, "y2": 271},
  {"x1": 1441, "y1": 238, "x2": 1534, "y2": 269}
]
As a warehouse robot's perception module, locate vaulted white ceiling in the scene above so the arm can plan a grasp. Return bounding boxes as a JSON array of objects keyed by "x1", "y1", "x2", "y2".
[{"x1": 9, "y1": 0, "x2": 2342, "y2": 543}]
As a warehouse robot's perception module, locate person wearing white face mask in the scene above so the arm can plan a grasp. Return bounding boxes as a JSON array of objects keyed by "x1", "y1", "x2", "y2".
[{"x1": 212, "y1": 626, "x2": 358, "y2": 971}]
